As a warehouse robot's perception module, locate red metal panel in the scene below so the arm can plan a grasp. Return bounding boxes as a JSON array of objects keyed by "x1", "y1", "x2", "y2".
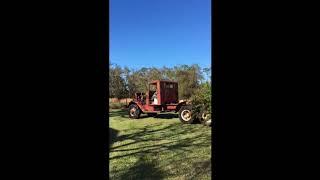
[
  {"x1": 141, "y1": 80, "x2": 180, "y2": 112},
  {"x1": 161, "y1": 82, "x2": 178, "y2": 104},
  {"x1": 160, "y1": 81, "x2": 164, "y2": 105},
  {"x1": 157, "y1": 81, "x2": 161, "y2": 105},
  {"x1": 166, "y1": 105, "x2": 177, "y2": 110}
]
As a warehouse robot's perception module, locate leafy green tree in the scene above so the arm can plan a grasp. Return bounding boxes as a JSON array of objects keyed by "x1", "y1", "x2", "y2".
[
  {"x1": 109, "y1": 64, "x2": 128, "y2": 99},
  {"x1": 190, "y1": 81, "x2": 212, "y2": 122},
  {"x1": 174, "y1": 64, "x2": 203, "y2": 99},
  {"x1": 109, "y1": 63, "x2": 210, "y2": 105}
]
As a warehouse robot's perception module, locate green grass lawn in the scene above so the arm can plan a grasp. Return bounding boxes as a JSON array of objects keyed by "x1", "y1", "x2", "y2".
[{"x1": 109, "y1": 109, "x2": 212, "y2": 180}]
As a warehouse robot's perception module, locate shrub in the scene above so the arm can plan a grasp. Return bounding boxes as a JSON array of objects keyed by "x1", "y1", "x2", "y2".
[
  {"x1": 190, "y1": 82, "x2": 212, "y2": 121},
  {"x1": 109, "y1": 102, "x2": 126, "y2": 109}
]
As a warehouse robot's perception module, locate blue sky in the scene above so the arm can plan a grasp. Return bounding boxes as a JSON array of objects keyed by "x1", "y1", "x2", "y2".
[{"x1": 110, "y1": 0, "x2": 211, "y2": 69}]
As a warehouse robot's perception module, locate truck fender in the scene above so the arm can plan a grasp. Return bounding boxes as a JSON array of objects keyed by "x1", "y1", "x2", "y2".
[
  {"x1": 175, "y1": 102, "x2": 188, "y2": 113},
  {"x1": 128, "y1": 101, "x2": 144, "y2": 113}
]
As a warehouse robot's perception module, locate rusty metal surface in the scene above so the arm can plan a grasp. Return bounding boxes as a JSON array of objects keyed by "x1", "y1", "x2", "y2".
[{"x1": 132, "y1": 80, "x2": 182, "y2": 113}]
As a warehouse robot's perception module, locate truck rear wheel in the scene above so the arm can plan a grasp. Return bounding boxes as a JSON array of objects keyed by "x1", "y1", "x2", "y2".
[
  {"x1": 200, "y1": 110, "x2": 211, "y2": 125},
  {"x1": 178, "y1": 106, "x2": 194, "y2": 124},
  {"x1": 128, "y1": 104, "x2": 141, "y2": 119}
]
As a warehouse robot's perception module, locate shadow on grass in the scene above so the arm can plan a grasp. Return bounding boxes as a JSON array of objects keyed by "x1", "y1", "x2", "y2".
[
  {"x1": 138, "y1": 113, "x2": 178, "y2": 119},
  {"x1": 110, "y1": 109, "x2": 180, "y2": 119},
  {"x1": 109, "y1": 128, "x2": 119, "y2": 148},
  {"x1": 117, "y1": 156, "x2": 165, "y2": 180},
  {"x1": 109, "y1": 112, "x2": 212, "y2": 179},
  {"x1": 111, "y1": 109, "x2": 203, "y2": 124},
  {"x1": 109, "y1": 109, "x2": 128, "y2": 118},
  {"x1": 190, "y1": 159, "x2": 211, "y2": 179}
]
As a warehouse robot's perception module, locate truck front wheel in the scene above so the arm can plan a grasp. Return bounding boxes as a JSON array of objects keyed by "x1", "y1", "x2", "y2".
[
  {"x1": 128, "y1": 104, "x2": 141, "y2": 119},
  {"x1": 178, "y1": 106, "x2": 194, "y2": 124}
]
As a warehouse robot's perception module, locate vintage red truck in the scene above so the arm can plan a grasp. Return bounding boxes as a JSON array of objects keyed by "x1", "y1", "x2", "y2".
[{"x1": 128, "y1": 80, "x2": 211, "y2": 124}]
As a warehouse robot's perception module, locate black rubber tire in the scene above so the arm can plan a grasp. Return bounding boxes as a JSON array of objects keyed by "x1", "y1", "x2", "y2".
[
  {"x1": 128, "y1": 104, "x2": 141, "y2": 119},
  {"x1": 147, "y1": 113, "x2": 157, "y2": 117},
  {"x1": 178, "y1": 106, "x2": 194, "y2": 124}
]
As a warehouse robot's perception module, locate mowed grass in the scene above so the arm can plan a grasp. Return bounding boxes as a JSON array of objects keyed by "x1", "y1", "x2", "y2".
[{"x1": 109, "y1": 109, "x2": 212, "y2": 180}]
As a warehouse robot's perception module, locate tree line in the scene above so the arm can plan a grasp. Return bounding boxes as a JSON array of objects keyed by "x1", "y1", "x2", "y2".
[{"x1": 109, "y1": 63, "x2": 211, "y2": 101}]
